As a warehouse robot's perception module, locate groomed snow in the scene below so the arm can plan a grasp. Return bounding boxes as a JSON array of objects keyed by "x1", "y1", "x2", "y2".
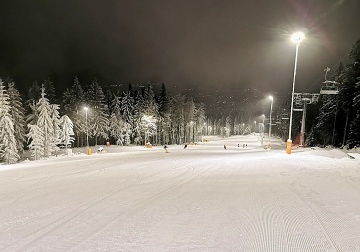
[{"x1": 1, "y1": 135, "x2": 360, "y2": 251}]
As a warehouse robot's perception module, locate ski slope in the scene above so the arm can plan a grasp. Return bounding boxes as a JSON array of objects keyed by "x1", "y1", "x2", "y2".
[{"x1": 1, "y1": 135, "x2": 360, "y2": 251}]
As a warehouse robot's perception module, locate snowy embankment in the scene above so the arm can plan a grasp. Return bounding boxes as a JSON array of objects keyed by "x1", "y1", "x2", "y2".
[{"x1": 1, "y1": 135, "x2": 360, "y2": 251}]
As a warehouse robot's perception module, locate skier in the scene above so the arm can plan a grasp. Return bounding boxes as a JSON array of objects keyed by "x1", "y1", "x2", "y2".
[
  {"x1": 164, "y1": 145, "x2": 168, "y2": 153},
  {"x1": 224, "y1": 145, "x2": 227, "y2": 150},
  {"x1": 184, "y1": 144, "x2": 188, "y2": 149}
]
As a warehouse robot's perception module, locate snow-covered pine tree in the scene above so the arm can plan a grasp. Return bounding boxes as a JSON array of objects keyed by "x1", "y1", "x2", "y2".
[
  {"x1": 194, "y1": 102, "x2": 206, "y2": 140},
  {"x1": 0, "y1": 115, "x2": 20, "y2": 164},
  {"x1": 36, "y1": 88, "x2": 55, "y2": 157},
  {"x1": 26, "y1": 100, "x2": 39, "y2": 126},
  {"x1": 346, "y1": 40, "x2": 360, "y2": 148},
  {"x1": 7, "y1": 81, "x2": 26, "y2": 154},
  {"x1": 347, "y1": 76, "x2": 360, "y2": 147},
  {"x1": 50, "y1": 104, "x2": 61, "y2": 152},
  {"x1": 156, "y1": 83, "x2": 174, "y2": 144},
  {"x1": 62, "y1": 76, "x2": 86, "y2": 147},
  {"x1": 86, "y1": 79, "x2": 109, "y2": 145},
  {"x1": 27, "y1": 124, "x2": 44, "y2": 160},
  {"x1": 0, "y1": 79, "x2": 19, "y2": 164},
  {"x1": 337, "y1": 41, "x2": 360, "y2": 147},
  {"x1": 171, "y1": 94, "x2": 186, "y2": 144},
  {"x1": 43, "y1": 78, "x2": 56, "y2": 103},
  {"x1": 120, "y1": 91, "x2": 135, "y2": 142},
  {"x1": 59, "y1": 115, "x2": 75, "y2": 149},
  {"x1": 183, "y1": 97, "x2": 196, "y2": 143},
  {"x1": 109, "y1": 95, "x2": 130, "y2": 145},
  {"x1": 312, "y1": 95, "x2": 337, "y2": 146},
  {"x1": 27, "y1": 81, "x2": 42, "y2": 103},
  {"x1": 137, "y1": 85, "x2": 159, "y2": 144}
]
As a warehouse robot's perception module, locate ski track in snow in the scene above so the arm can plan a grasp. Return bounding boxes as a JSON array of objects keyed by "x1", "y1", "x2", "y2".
[{"x1": 0, "y1": 135, "x2": 360, "y2": 251}]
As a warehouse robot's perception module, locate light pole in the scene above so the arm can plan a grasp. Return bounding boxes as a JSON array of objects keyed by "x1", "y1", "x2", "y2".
[
  {"x1": 203, "y1": 122, "x2": 206, "y2": 142},
  {"x1": 84, "y1": 107, "x2": 90, "y2": 154},
  {"x1": 190, "y1": 121, "x2": 194, "y2": 143},
  {"x1": 268, "y1": 96, "x2": 273, "y2": 149},
  {"x1": 287, "y1": 31, "x2": 304, "y2": 154},
  {"x1": 261, "y1": 114, "x2": 265, "y2": 146}
]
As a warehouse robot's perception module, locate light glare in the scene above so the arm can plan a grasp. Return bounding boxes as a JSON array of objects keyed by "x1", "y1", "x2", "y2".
[{"x1": 291, "y1": 32, "x2": 305, "y2": 44}]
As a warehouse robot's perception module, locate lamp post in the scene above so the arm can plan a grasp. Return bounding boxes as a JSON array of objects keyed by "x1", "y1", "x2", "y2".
[
  {"x1": 84, "y1": 107, "x2": 89, "y2": 154},
  {"x1": 203, "y1": 122, "x2": 206, "y2": 142},
  {"x1": 287, "y1": 31, "x2": 304, "y2": 154},
  {"x1": 190, "y1": 121, "x2": 194, "y2": 143},
  {"x1": 261, "y1": 114, "x2": 265, "y2": 146},
  {"x1": 268, "y1": 96, "x2": 273, "y2": 149}
]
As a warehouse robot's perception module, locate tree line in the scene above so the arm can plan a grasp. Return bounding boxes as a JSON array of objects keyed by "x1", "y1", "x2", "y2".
[
  {"x1": 1, "y1": 39, "x2": 359, "y2": 164},
  {"x1": 306, "y1": 39, "x2": 360, "y2": 148},
  {"x1": 0, "y1": 78, "x2": 210, "y2": 164}
]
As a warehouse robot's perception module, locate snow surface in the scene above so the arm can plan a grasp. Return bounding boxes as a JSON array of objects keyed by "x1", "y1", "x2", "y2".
[{"x1": 1, "y1": 135, "x2": 360, "y2": 251}]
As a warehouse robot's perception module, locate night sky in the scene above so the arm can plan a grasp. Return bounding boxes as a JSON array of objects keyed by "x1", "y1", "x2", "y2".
[{"x1": 0, "y1": 0, "x2": 359, "y2": 96}]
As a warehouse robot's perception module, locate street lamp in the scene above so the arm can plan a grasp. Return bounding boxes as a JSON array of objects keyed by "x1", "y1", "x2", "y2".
[
  {"x1": 261, "y1": 114, "x2": 265, "y2": 146},
  {"x1": 203, "y1": 122, "x2": 206, "y2": 142},
  {"x1": 268, "y1": 96, "x2": 273, "y2": 149},
  {"x1": 190, "y1": 121, "x2": 194, "y2": 143},
  {"x1": 84, "y1": 107, "x2": 90, "y2": 154},
  {"x1": 287, "y1": 31, "x2": 304, "y2": 154}
]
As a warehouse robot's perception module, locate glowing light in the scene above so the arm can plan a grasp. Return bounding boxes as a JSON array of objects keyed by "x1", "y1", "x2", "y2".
[{"x1": 291, "y1": 32, "x2": 305, "y2": 44}]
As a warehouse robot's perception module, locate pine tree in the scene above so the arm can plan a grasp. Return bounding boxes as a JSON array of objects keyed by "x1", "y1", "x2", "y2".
[
  {"x1": 50, "y1": 104, "x2": 61, "y2": 151},
  {"x1": 43, "y1": 78, "x2": 56, "y2": 103},
  {"x1": 36, "y1": 88, "x2": 55, "y2": 157},
  {"x1": 170, "y1": 95, "x2": 186, "y2": 144},
  {"x1": 27, "y1": 81, "x2": 41, "y2": 103},
  {"x1": 0, "y1": 79, "x2": 19, "y2": 164},
  {"x1": 312, "y1": 95, "x2": 337, "y2": 146},
  {"x1": 26, "y1": 100, "x2": 39, "y2": 126},
  {"x1": 59, "y1": 115, "x2": 75, "y2": 149},
  {"x1": 121, "y1": 91, "x2": 136, "y2": 143},
  {"x1": 27, "y1": 124, "x2": 44, "y2": 160},
  {"x1": 121, "y1": 91, "x2": 135, "y2": 127},
  {"x1": 86, "y1": 79, "x2": 109, "y2": 144},
  {"x1": 337, "y1": 40, "x2": 360, "y2": 147},
  {"x1": 194, "y1": 102, "x2": 206, "y2": 140},
  {"x1": 62, "y1": 76, "x2": 85, "y2": 146},
  {"x1": 7, "y1": 81, "x2": 26, "y2": 154},
  {"x1": 157, "y1": 83, "x2": 172, "y2": 144},
  {"x1": 109, "y1": 95, "x2": 130, "y2": 145},
  {"x1": 0, "y1": 115, "x2": 19, "y2": 164}
]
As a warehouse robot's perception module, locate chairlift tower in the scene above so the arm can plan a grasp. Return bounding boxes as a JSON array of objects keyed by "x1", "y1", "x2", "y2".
[{"x1": 293, "y1": 93, "x2": 320, "y2": 146}]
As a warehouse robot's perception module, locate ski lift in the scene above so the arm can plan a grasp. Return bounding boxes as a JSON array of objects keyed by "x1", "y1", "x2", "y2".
[
  {"x1": 320, "y1": 67, "x2": 339, "y2": 95},
  {"x1": 281, "y1": 113, "x2": 289, "y2": 120}
]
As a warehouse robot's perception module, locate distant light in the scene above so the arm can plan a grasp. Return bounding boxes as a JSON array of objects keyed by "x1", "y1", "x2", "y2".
[
  {"x1": 291, "y1": 32, "x2": 305, "y2": 44},
  {"x1": 269, "y1": 95, "x2": 273, "y2": 100},
  {"x1": 262, "y1": 114, "x2": 265, "y2": 117},
  {"x1": 84, "y1": 107, "x2": 88, "y2": 111}
]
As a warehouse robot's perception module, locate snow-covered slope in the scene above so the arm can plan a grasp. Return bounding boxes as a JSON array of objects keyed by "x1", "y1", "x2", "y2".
[{"x1": 1, "y1": 135, "x2": 359, "y2": 251}]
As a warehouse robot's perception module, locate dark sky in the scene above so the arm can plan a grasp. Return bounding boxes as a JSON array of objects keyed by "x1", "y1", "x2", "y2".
[{"x1": 0, "y1": 0, "x2": 359, "y2": 95}]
